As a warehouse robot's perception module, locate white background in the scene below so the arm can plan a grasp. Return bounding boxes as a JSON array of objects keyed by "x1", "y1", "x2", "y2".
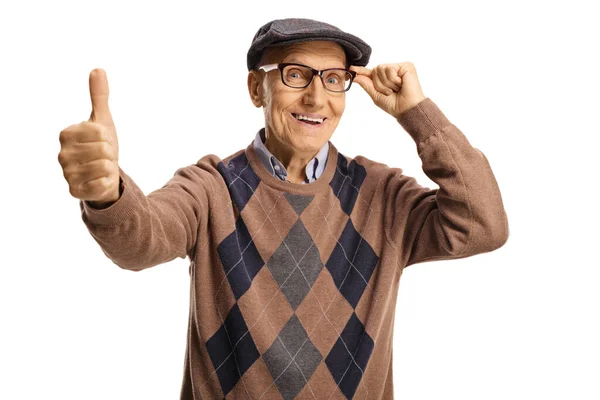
[{"x1": 1, "y1": 0, "x2": 598, "y2": 399}]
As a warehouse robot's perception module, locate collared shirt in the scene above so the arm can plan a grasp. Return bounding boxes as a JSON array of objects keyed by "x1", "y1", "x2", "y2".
[{"x1": 252, "y1": 127, "x2": 329, "y2": 184}]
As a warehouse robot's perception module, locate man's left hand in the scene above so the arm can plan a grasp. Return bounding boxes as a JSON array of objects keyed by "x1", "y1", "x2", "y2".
[{"x1": 350, "y1": 62, "x2": 426, "y2": 119}]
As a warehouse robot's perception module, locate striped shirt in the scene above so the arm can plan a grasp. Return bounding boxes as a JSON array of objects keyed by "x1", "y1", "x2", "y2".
[{"x1": 253, "y1": 127, "x2": 329, "y2": 184}]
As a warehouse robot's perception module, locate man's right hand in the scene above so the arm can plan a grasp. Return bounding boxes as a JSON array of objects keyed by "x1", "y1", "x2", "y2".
[{"x1": 58, "y1": 68, "x2": 120, "y2": 208}]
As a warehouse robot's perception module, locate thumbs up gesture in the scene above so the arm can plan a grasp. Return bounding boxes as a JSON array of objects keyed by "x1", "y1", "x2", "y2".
[{"x1": 58, "y1": 68, "x2": 120, "y2": 208}]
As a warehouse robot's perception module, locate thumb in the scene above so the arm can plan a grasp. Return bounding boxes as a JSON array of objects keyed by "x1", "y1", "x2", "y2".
[{"x1": 88, "y1": 68, "x2": 114, "y2": 125}]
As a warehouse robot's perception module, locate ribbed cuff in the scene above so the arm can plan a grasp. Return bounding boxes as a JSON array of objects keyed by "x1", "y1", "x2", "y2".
[
  {"x1": 79, "y1": 167, "x2": 140, "y2": 227},
  {"x1": 396, "y1": 98, "x2": 452, "y2": 144}
]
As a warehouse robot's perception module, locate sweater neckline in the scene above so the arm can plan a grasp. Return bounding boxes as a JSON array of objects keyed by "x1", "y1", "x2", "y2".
[{"x1": 245, "y1": 138, "x2": 338, "y2": 195}]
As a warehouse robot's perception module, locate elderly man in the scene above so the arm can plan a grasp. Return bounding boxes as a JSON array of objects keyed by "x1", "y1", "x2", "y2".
[{"x1": 58, "y1": 18, "x2": 508, "y2": 400}]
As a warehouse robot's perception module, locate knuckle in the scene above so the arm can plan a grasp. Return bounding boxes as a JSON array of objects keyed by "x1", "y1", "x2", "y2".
[
  {"x1": 100, "y1": 142, "x2": 113, "y2": 159},
  {"x1": 101, "y1": 159, "x2": 112, "y2": 172},
  {"x1": 85, "y1": 122, "x2": 98, "y2": 137},
  {"x1": 79, "y1": 180, "x2": 96, "y2": 196},
  {"x1": 62, "y1": 163, "x2": 74, "y2": 177},
  {"x1": 59, "y1": 129, "x2": 70, "y2": 145},
  {"x1": 96, "y1": 129, "x2": 107, "y2": 143},
  {"x1": 84, "y1": 121, "x2": 103, "y2": 141},
  {"x1": 65, "y1": 171, "x2": 78, "y2": 187},
  {"x1": 79, "y1": 181, "x2": 91, "y2": 196},
  {"x1": 96, "y1": 126, "x2": 110, "y2": 143},
  {"x1": 61, "y1": 122, "x2": 87, "y2": 144},
  {"x1": 102, "y1": 176, "x2": 112, "y2": 190},
  {"x1": 83, "y1": 178, "x2": 97, "y2": 191},
  {"x1": 59, "y1": 152, "x2": 74, "y2": 170},
  {"x1": 68, "y1": 185, "x2": 80, "y2": 198},
  {"x1": 89, "y1": 177, "x2": 110, "y2": 193}
]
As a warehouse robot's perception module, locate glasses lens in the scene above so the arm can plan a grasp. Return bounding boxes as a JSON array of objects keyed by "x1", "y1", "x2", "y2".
[
  {"x1": 281, "y1": 65, "x2": 353, "y2": 91},
  {"x1": 282, "y1": 65, "x2": 312, "y2": 88},
  {"x1": 323, "y1": 69, "x2": 353, "y2": 92}
]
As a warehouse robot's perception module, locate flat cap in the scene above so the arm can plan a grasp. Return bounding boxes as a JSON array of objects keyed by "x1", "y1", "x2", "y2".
[{"x1": 247, "y1": 18, "x2": 371, "y2": 71}]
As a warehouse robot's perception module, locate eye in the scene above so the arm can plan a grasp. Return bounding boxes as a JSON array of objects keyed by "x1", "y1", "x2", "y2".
[
  {"x1": 325, "y1": 71, "x2": 344, "y2": 85},
  {"x1": 286, "y1": 68, "x2": 307, "y2": 81}
]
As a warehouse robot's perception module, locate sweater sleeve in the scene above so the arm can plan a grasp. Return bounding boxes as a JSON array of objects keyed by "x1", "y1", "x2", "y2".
[
  {"x1": 79, "y1": 164, "x2": 211, "y2": 271},
  {"x1": 383, "y1": 98, "x2": 509, "y2": 268}
]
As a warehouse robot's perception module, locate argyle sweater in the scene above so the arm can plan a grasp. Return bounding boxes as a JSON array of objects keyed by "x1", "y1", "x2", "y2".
[{"x1": 79, "y1": 98, "x2": 509, "y2": 399}]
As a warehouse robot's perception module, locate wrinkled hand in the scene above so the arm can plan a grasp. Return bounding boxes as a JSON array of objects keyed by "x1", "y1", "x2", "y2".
[
  {"x1": 350, "y1": 62, "x2": 426, "y2": 119},
  {"x1": 58, "y1": 68, "x2": 120, "y2": 206}
]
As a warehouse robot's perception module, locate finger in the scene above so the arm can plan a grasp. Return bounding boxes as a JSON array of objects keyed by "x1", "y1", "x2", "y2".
[
  {"x1": 78, "y1": 176, "x2": 112, "y2": 198},
  {"x1": 60, "y1": 122, "x2": 113, "y2": 146},
  {"x1": 63, "y1": 142, "x2": 116, "y2": 165},
  {"x1": 66, "y1": 158, "x2": 114, "y2": 188},
  {"x1": 398, "y1": 62, "x2": 419, "y2": 82},
  {"x1": 372, "y1": 69, "x2": 392, "y2": 95},
  {"x1": 376, "y1": 66, "x2": 400, "y2": 93},
  {"x1": 88, "y1": 68, "x2": 113, "y2": 124},
  {"x1": 385, "y1": 66, "x2": 403, "y2": 90},
  {"x1": 352, "y1": 74, "x2": 380, "y2": 101},
  {"x1": 349, "y1": 65, "x2": 372, "y2": 77},
  {"x1": 74, "y1": 174, "x2": 118, "y2": 201}
]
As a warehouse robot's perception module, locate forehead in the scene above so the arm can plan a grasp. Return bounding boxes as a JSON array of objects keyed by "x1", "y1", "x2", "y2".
[{"x1": 264, "y1": 41, "x2": 347, "y2": 68}]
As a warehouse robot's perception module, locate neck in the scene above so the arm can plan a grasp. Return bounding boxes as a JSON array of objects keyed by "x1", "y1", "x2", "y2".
[{"x1": 264, "y1": 131, "x2": 317, "y2": 183}]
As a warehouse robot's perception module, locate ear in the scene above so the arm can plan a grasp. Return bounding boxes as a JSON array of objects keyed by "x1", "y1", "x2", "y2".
[{"x1": 247, "y1": 70, "x2": 263, "y2": 108}]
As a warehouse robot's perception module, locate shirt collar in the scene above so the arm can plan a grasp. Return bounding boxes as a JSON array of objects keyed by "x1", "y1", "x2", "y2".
[{"x1": 253, "y1": 128, "x2": 329, "y2": 184}]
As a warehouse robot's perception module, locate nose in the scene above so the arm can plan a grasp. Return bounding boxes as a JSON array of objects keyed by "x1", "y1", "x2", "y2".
[{"x1": 302, "y1": 74, "x2": 327, "y2": 106}]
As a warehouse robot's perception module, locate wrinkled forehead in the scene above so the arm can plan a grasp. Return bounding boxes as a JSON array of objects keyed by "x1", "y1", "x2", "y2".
[{"x1": 262, "y1": 41, "x2": 348, "y2": 68}]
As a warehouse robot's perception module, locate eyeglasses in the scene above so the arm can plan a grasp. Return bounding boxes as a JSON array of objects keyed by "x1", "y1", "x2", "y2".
[{"x1": 258, "y1": 62, "x2": 356, "y2": 92}]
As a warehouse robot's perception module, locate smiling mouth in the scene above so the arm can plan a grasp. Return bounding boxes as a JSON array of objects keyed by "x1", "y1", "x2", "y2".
[{"x1": 291, "y1": 113, "x2": 327, "y2": 125}]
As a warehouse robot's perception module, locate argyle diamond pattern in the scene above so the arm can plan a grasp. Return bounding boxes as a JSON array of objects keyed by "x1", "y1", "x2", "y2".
[
  {"x1": 329, "y1": 153, "x2": 367, "y2": 216},
  {"x1": 205, "y1": 151, "x2": 378, "y2": 399},
  {"x1": 205, "y1": 303, "x2": 260, "y2": 396},
  {"x1": 217, "y1": 216, "x2": 264, "y2": 300},
  {"x1": 325, "y1": 312, "x2": 375, "y2": 399},
  {"x1": 263, "y1": 314, "x2": 323, "y2": 399},
  {"x1": 217, "y1": 152, "x2": 260, "y2": 212},
  {"x1": 267, "y1": 219, "x2": 323, "y2": 310},
  {"x1": 325, "y1": 218, "x2": 379, "y2": 309}
]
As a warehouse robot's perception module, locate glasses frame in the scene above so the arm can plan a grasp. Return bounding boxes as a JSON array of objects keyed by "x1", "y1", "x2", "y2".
[{"x1": 258, "y1": 62, "x2": 356, "y2": 93}]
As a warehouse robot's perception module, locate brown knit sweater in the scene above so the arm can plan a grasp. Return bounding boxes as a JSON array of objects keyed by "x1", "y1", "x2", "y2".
[{"x1": 80, "y1": 98, "x2": 509, "y2": 399}]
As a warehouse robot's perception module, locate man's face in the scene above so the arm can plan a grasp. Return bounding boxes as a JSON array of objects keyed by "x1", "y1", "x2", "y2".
[{"x1": 249, "y1": 41, "x2": 347, "y2": 158}]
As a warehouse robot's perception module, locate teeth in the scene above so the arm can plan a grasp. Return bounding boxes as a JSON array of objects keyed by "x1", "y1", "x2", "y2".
[{"x1": 294, "y1": 113, "x2": 324, "y2": 123}]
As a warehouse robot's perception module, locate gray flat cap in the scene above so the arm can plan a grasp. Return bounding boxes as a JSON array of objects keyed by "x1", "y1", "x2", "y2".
[{"x1": 247, "y1": 18, "x2": 371, "y2": 71}]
